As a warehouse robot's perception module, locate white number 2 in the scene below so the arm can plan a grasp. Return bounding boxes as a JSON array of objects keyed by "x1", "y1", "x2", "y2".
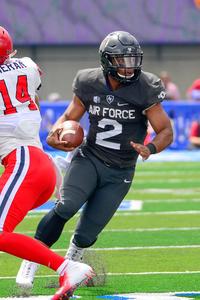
[{"x1": 96, "y1": 118, "x2": 122, "y2": 150}]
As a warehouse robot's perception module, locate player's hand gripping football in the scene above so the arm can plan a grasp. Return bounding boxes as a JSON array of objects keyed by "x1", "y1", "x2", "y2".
[
  {"x1": 130, "y1": 141, "x2": 151, "y2": 161},
  {"x1": 46, "y1": 127, "x2": 75, "y2": 152}
]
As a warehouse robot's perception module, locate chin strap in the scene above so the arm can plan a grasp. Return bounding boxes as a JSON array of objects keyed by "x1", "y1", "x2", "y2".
[
  {"x1": 9, "y1": 49, "x2": 17, "y2": 58},
  {"x1": 117, "y1": 71, "x2": 135, "y2": 79},
  {"x1": 3, "y1": 50, "x2": 17, "y2": 64}
]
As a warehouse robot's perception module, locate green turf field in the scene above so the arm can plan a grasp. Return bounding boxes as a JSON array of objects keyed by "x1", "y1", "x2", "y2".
[{"x1": 0, "y1": 161, "x2": 200, "y2": 299}]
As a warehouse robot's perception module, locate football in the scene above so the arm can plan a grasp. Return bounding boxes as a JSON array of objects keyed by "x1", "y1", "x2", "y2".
[{"x1": 59, "y1": 120, "x2": 84, "y2": 148}]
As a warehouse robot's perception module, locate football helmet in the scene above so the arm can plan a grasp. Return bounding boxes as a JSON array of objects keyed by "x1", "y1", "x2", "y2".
[
  {"x1": 0, "y1": 26, "x2": 13, "y2": 64},
  {"x1": 99, "y1": 31, "x2": 143, "y2": 83}
]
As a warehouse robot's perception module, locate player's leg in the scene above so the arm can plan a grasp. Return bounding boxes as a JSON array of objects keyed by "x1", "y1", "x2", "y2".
[
  {"x1": 16, "y1": 152, "x2": 98, "y2": 287},
  {"x1": 0, "y1": 146, "x2": 56, "y2": 231},
  {"x1": 66, "y1": 160, "x2": 135, "y2": 260},
  {"x1": 1, "y1": 230, "x2": 94, "y2": 298},
  {"x1": 0, "y1": 146, "x2": 59, "y2": 267},
  {"x1": 65, "y1": 163, "x2": 134, "y2": 288},
  {"x1": 0, "y1": 146, "x2": 94, "y2": 297},
  {"x1": 34, "y1": 153, "x2": 98, "y2": 246},
  {"x1": 15, "y1": 151, "x2": 63, "y2": 287}
]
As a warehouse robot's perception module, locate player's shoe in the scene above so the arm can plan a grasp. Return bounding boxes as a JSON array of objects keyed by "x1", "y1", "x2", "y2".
[
  {"x1": 65, "y1": 238, "x2": 85, "y2": 262},
  {"x1": 16, "y1": 260, "x2": 39, "y2": 288},
  {"x1": 52, "y1": 260, "x2": 95, "y2": 300},
  {"x1": 65, "y1": 238, "x2": 96, "y2": 287}
]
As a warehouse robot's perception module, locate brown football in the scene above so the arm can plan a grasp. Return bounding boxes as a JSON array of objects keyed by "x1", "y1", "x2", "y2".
[{"x1": 59, "y1": 120, "x2": 84, "y2": 148}]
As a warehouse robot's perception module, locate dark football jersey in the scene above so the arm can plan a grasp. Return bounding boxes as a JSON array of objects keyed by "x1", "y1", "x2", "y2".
[{"x1": 72, "y1": 68, "x2": 165, "y2": 168}]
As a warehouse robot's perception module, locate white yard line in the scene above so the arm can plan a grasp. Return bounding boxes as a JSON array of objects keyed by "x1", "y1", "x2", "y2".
[
  {"x1": 25, "y1": 210, "x2": 200, "y2": 218},
  {"x1": 130, "y1": 188, "x2": 200, "y2": 194},
  {"x1": 114, "y1": 210, "x2": 200, "y2": 216},
  {"x1": 1, "y1": 270, "x2": 200, "y2": 281},
  {"x1": 15, "y1": 226, "x2": 200, "y2": 235},
  {"x1": 123, "y1": 198, "x2": 200, "y2": 203},
  {"x1": 141, "y1": 198, "x2": 200, "y2": 203},
  {"x1": 136, "y1": 171, "x2": 200, "y2": 176},
  {"x1": 106, "y1": 227, "x2": 200, "y2": 232},
  {"x1": 1, "y1": 244, "x2": 200, "y2": 255},
  {"x1": 135, "y1": 178, "x2": 199, "y2": 183},
  {"x1": 54, "y1": 245, "x2": 200, "y2": 251}
]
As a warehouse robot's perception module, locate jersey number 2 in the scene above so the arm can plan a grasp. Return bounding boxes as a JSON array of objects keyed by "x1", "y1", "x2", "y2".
[
  {"x1": 96, "y1": 118, "x2": 122, "y2": 150},
  {"x1": 0, "y1": 75, "x2": 37, "y2": 115}
]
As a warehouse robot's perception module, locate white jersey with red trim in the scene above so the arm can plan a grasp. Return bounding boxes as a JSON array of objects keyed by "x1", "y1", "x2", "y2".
[{"x1": 0, "y1": 57, "x2": 43, "y2": 159}]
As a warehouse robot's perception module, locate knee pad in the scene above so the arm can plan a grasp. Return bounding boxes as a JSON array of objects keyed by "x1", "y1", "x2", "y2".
[
  {"x1": 55, "y1": 198, "x2": 80, "y2": 220},
  {"x1": 73, "y1": 233, "x2": 97, "y2": 248}
]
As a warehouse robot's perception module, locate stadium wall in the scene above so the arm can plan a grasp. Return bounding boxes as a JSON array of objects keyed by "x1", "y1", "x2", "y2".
[{"x1": 17, "y1": 45, "x2": 200, "y2": 100}]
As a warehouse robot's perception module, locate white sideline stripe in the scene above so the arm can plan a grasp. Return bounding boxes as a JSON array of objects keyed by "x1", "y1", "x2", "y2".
[
  {"x1": 130, "y1": 188, "x2": 200, "y2": 194},
  {"x1": 130, "y1": 200, "x2": 143, "y2": 210},
  {"x1": 1, "y1": 270, "x2": 200, "y2": 281},
  {"x1": 15, "y1": 226, "x2": 200, "y2": 235},
  {"x1": 1, "y1": 244, "x2": 200, "y2": 255},
  {"x1": 26, "y1": 210, "x2": 200, "y2": 218},
  {"x1": 136, "y1": 170, "x2": 199, "y2": 175},
  {"x1": 54, "y1": 245, "x2": 200, "y2": 251},
  {"x1": 114, "y1": 210, "x2": 200, "y2": 216},
  {"x1": 27, "y1": 209, "x2": 200, "y2": 218},
  {"x1": 135, "y1": 178, "x2": 198, "y2": 183},
  {"x1": 141, "y1": 198, "x2": 200, "y2": 203},
  {"x1": 125, "y1": 198, "x2": 200, "y2": 203},
  {"x1": 105, "y1": 227, "x2": 200, "y2": 232}
]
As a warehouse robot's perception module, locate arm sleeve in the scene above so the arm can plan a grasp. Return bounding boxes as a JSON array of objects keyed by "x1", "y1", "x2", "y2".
[
  {"x1": 34, "y1": 64, "x2": 42, "y2": 91},
  {"x1": 72, "y1": 71, "x2": 83, "y2": 99},
  {"x1": 23, "y1": 57, "x2": 42, "y2": 91},
  {"x1": 145, "y1": 78, "x2": 166, "y2": 109},
  {"x1": 72, "y1": 69, "x2": 92, "y2": 107}
]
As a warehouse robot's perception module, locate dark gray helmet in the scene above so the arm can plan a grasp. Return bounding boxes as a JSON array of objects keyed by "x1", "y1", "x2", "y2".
[{"x1": 99, "y1": 31, "x2": 143, "y2": 83}]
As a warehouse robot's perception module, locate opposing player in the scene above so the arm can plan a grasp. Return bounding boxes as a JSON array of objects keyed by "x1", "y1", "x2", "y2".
[
  {"x1": 16, "y1": 31, "x2": 173, "y2": 286},
  {"x1": 0, "y1": 26, "x2": 94, "y2": 299}
]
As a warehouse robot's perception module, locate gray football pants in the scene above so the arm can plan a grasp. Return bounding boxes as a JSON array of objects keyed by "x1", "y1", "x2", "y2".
[{"x1": 55, "y1": 151, "x2": 135, "y2": 247}]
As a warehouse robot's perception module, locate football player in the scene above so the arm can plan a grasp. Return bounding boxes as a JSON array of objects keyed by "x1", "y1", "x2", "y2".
[
  {"x1": 16, "y1": 31, "x2": 173, "y2": 286},
  {"x1": 0, "y1": 26, "x2": 94, "y2": 299}
]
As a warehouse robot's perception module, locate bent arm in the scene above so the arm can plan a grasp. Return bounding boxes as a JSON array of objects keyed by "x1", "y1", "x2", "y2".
[
  {"x1": 145, "y1": 103, "x2": 173, "y2": 153},
  {"x1": 46, "y1": 94, "x2": 86, "y2": 151},
  {"x1": 189, "y1": 136, "x2": 200, "y2": 147},
  {"x1": 51, "y1": 94, "x2": 86, "y2": 132},
  {"x1": 35, "y1": 94, "x2": 40, "y2": 109}
]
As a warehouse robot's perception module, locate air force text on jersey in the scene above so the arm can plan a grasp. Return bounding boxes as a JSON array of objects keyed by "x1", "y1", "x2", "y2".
[{"x1": 89, "y1": 104, "x2": 136, "y2": 119}]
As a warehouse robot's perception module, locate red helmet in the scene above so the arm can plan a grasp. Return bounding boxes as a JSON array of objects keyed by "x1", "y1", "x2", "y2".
[{"x1": 0, "y1": 26, "x2": 13, "y2": 64}]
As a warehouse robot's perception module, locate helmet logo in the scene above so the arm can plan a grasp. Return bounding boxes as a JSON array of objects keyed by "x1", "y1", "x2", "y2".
[
  {"x1": 158, "y1": 91, "x2": 166, "y2": 99},
  {"x1": 93, "y1": 96, "x2": 100, "y2": 103},
  {"x1": 127, "y1": 47, "x2": 133, "y2": 53},
  {"x1": 106, "y1": 95, "x2": 114, "y2": 104}
]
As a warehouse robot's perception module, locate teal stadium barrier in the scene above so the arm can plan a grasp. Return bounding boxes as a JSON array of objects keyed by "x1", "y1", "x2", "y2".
[{"x1": 39, "y1": 101, "x2": 200, "y2": 151}]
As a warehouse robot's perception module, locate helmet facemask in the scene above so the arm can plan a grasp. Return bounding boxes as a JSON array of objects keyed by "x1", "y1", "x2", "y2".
[{"x1": 106, "y1": 54, "x2": 143, "y2": 83}]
